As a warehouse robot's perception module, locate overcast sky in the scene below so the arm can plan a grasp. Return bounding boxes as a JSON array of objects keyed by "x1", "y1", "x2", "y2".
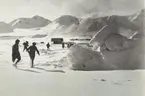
[{"x1": 0, "y1": 0, "x2": 144, "y2": 22}]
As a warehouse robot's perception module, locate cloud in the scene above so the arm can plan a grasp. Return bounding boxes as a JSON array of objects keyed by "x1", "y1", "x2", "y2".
[
  {"x1": 49, "y1": 0, "x2": 144, "y2": 16},
  {"x1": 0, "y1": 0, "x2": 143, "y2": 22}
]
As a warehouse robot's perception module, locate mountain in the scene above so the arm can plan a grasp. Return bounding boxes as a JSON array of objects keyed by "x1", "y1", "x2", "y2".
[
  {"x1": 42, "y1": 15, "x2": 79, "y2": 36},
  {"x1": 42, "y1": 15, "x2": 109, "y2": 37},
  {"x1": 54, "y1": 15, "x2": 79, "y2": 26},
  {"x1": 64, "y1": 9, "x2": 145, "y2": 70},
  {"x1": 89, "y1": 9, "x2": 145, "y2": 51},
  {"x1": 129, "y1": 9, "x2": 145, "y2": 34},
  {"x1": 129, "y1": 9, "x2": 145, "y2": 22},
  {"x1": 10, "y1": 15, "x2": 51, "y2": 29},
  {"x1": 42, "y1": 13, "x2": 139, "y2": 38},
  {"x1": 40, "y1": 9, "x2": 144, "y2": 41},
  {"x1": 0, "y1": 22, "x2": 13, "y2": 33},
  {"x1": 89, "y1": 15, "x2": 138, "y2": 45},
  {"x1": 87, "y1": 9, "x2": 145, "y2": 70}
]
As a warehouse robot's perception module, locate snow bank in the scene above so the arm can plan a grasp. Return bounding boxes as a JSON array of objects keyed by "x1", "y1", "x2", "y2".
[
  {"x1": 64, "y1": 44, "x2": 105, "y2": 71},
  {"x1": 62, "y1": 40, "x2": 145, "y2": 71}
]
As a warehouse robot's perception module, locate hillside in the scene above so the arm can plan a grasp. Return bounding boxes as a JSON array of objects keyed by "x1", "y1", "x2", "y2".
[
  {"x1": 129, "y1": 9, "x2": 145, "y2": 34},
  {"x1": 42, "y1": 13, "x2": 139, "y2": 38},
  {"x1": 10, "y1": 15, "x2": 51, "y2": 29},
  {"x1": 0, "y1": 22, "x2": 13, "y2": 33},
  {"x1": 42, "y1": 15, "x2": 79, "y2": 36},
  {"x1": 58, "y1": 9, "x2": 145, "y2": 70}
]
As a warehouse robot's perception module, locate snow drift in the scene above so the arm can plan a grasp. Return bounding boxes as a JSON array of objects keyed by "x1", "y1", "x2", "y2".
[{"x1": 64, "y1": 44, "x2": 104, "y2": 71}]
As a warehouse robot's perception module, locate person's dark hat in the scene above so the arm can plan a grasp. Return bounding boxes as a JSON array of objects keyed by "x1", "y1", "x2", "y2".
[
  {"x1": 15, "y1": 39, "x2": 20, "y2": 43},
  {"x1": 26, "y1": 41, "x2": 28, "y2": 44},
  {"x1": 32, "y1": 42, "x2": 36, "y2": 45}
]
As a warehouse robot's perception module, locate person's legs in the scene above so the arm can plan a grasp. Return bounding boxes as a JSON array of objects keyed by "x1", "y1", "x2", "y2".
[
  {"x1": 12, "y1": 54, "x2": 18, "y2": 67},
  {"x1": 47, "y1": 46, "x2": 50, "y2": 50},
  {"x1": 29, "y1": 54, "x2": 33, "y2": 67},
  {"x1": 12, "y1": 54, "x2": 16, "y2": 62},
  {"x1": 13, "y1": 54, "x2": 21, "y2": 68},
  {"x1": 15, "y1": 55, "x2": 21, "y2": 65},
  {"x1": 29, "y1": 53, "x2": 35, "y2": 68},
  {"x1": 31, "y1": 58, "x2": 34, "y2": 68}
]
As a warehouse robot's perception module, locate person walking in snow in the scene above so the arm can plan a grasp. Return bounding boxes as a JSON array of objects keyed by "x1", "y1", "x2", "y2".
[
  {"x1": 67, "y1": 43, "x2": 70, "y2": 48},
  {"x1": 23, "y1": 41, "x2": 29, "y2": 52},
  {"x1": 62, "y1": 42, "x2": 65, "y2": 49},
  {"x1": 12, "y1": 39, "x2": 21, "y2": 67},
  {"x1": 27, "y1": 42, "x2": 40, "y2": 68},
  {"x1": 46, "y1": 42, "x2": 50, "y2": 50}
]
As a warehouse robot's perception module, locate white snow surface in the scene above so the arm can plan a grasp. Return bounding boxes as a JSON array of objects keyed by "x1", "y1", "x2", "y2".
[{"x1": 0, "y1": 30, "x2": 145, "y2": 96}]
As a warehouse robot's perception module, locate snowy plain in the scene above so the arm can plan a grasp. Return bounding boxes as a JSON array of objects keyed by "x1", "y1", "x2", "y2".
[{"x1": 0, "y1": 30, "x2": 144, "y2": 96}]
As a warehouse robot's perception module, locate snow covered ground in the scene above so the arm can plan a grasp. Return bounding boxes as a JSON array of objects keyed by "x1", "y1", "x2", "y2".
[
  {"x1": 0, "y1": 58, "x2": 145, "y2": 96},
  {"x1": 0, "y1": 30, "x2": 145, "y2": 96}
]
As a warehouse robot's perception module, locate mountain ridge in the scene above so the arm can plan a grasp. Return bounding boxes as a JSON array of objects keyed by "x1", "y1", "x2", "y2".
[{"x1": 10, "y1": 15, "x2": 51, "y2": 29}]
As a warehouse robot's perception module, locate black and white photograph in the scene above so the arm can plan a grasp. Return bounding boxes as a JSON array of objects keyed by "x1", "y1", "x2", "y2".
[{"x1": 0, "y1": 0, "x2": 144, "y2": 96}]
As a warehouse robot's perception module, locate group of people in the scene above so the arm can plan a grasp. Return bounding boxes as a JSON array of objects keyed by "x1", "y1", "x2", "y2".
[
  {"x1": 61, "y1": 42, "x2": 74, "y2": 49},
  {"x1": 12, "y1": 39, "x2": 74, "y2": 68},
  {"x1": 12, "y1": 39, "x2": 40, "y2": 68}
]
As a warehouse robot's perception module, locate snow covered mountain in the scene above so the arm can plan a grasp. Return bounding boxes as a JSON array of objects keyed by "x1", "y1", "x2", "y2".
[
  {"x1": 42, "y1": 15, "x2": 79, "y2": 36},
  {"x1": 129, "y1": 9, "x2": 145, "y2": 22},
  {"x1": 55, "y1": 15, "x2": 79, "y2": 26},
  {"x1": 89, "y1": 15, "x2": 138, "y2": 45},
  {"x1": 10, "y1": 15, "x2": 51, "y2": 29},
  {"x1": 42, "y1": 12, "x2": 140, "y2": 38},
  {"x1": 0, "y1": 22, "x2": 13, "y2": 33},
  {"x1": 129, "y1": 9, "x2": 145, "y2": 33},
  {"x1": 89, "y1": 9, "x2": 145, "y2": 51},
  {"x1": 58, "y1": 9, "x2": 145, "y2": 70}
]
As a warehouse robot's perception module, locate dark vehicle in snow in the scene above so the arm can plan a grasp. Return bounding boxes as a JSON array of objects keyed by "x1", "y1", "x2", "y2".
[{"x1": 51, "y1": 38, "x2": 64, "y2": 44}]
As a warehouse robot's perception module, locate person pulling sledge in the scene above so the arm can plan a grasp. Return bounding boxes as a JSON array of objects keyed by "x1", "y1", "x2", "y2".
[{"x1": 27, "y1": 42, "x2": 40, "y2": 68}]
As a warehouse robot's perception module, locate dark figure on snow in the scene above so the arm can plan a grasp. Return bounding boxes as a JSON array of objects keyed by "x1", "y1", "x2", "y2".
[
  {"x1": 46, "y1": 42, "x2": 50, "y2": 50},
  {"x1": 67, "y1": 43, "x2": 70, "y2": 48},
  {"x1": 23, "y1": 41, "x2": 29, "y2": 52},
  {"x1": 27, "y1": 42, "x2": 40, "y2": 68},
  {"x1": 62, "y1": 42, "x2": 65, "y2": 49},
  {"x1": 12, "y1": 39, "x2": 21, "y2": 67}
]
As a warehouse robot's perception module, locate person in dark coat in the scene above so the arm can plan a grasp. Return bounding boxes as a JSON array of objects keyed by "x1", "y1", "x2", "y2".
[
  {"x1": 23, "y1": 41, "x2": 29, "y2": 52},
  {"x1": 27, "y1": 42, "x2": 40, "y2": 68},
  {"x1": 46, "y1": 42, "x2": 50, "y2": 50},
  {"x1": 67, "y1": 43, "x2": 70, "y2": 48},
  {"x1": 12, "y1": 39, "x2": 21, "y2": 67},
  {"x1": 62, "y1": 42, "x2": 65, "y2": 49}
]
